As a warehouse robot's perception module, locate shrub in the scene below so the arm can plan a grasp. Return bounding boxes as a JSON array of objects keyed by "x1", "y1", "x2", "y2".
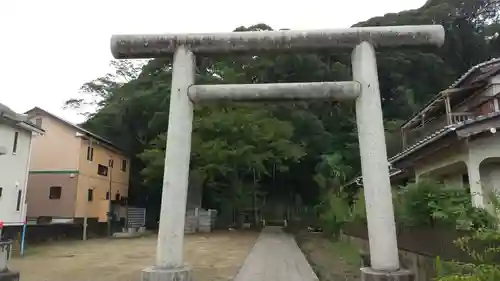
[
  {"x1": 393, "y1": 179, "x2": 496, "y2": 230},
  {"x1": 435, "y1": 227, "x2": 500, "y2": 281},
  {"x1": 317, "y1": 191, "x2": 352, "y2": 237},
  {"x1": 351, "y1": 190, "x2": 367, "y2": 222},
  {"x1": 435, "y1": 191, "x2": 500, "y2": 281}
]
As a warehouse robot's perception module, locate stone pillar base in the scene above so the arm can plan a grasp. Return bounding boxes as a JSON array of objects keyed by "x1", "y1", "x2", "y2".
[
  {"x1": 141, "y1": 266, "x2": 191, "y2": 281},
  {"x1": 361, "y1": 267, "x2": 414, "y2": 281},
  {"x1": 0, "y1": 270, "x2": 20, "y2": 281}
]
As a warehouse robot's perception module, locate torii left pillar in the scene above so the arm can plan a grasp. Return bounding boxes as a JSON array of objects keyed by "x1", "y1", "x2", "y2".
[{"x1": 110, "y1": 25, "x2": 445, "y2": 281}]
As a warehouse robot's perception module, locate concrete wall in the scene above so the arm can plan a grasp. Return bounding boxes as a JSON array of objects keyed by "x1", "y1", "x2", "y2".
[
  {"x1": 484, "y1": 74, "x2": 500, "y2": 98},
  {"x1": 480, "y1": 162, "x2": 500, "y2": 195},
  {"x1": 412, "y1": 132, "x2": 500, "y2": 207},
  {"x1": 26, "y1": 173, "x2": 78, "y2": 218},
  {"x1": 414, "y1": 143, "x2": 468, "y2": 179},
  {"x1": 341, "y1": 234, "x2": 436, "y2": 281},
  {"x1": 75, "y1": 139, "x2": 130, "y2": 221},
  {"x1": 27, "y1": 112, "x2": 82, "y2": 172},
  {"x1": 0, "y1": 124, "x2": 33, "y2": 225},
  {"x1": 467, "y1": 133, "x2": 500, "y2": 165}
]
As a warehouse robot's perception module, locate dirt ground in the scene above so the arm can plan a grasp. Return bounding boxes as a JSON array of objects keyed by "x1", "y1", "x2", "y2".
[
  {"x1": 9, "y1": 230, "x2": 258, "y2": 281},
  {"x1": 297, "y1": 232, "x2": 361, "y2": 281}
]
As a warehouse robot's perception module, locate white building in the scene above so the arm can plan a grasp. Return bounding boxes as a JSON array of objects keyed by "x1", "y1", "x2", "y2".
[{"x1": 0, "y1": 103, "x2": 43, "y2": 226}]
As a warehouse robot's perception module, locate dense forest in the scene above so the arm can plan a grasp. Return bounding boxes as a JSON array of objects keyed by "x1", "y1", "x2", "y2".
[{"x1": 65, "y1": 0, "x2": 499, "y2": 224}]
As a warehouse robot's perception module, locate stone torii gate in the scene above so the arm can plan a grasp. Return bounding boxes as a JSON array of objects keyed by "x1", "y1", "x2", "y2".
[{"x1": 110, "y1": 25, "x2": 445, "y2": 281}]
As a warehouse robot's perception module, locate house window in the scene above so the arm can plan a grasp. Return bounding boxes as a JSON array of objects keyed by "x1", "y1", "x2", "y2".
[
  {"x1": 109, "y1": 159, "x2": 114, "y2": 168},
  {"x1": 12, "y1": 131, "x2": 19, "y2": 154},
  {"x1": 86, "y1": 146, "x2": 94, "y2": 161},
  {"x1": 49, "y1": 186, "x2": 62, "y2": 199},
  {"x1": 35, "y1": 118, "x2": 42, "y2": 128},
  {"x1": 87, "y1": 189, "x2": 94, "y2": 202},
  {"x1": 115, "y1": 193, "x2": 120, "y2": 201},
  {"x1": 0, "y1": 187, "x2": 3, "y2": 197},
  {"x1": 106, "y1": 191, "x2": 110, "y2": 200},
  {"x1": 121, "y1": 159, "x2": 127, "y2": 172},
  {"x1": 97, "y1": 164, "x2": 108, "y2": 176},
  {"x1": 16, "y1": 190, "x2": 22, "y2": 211}
]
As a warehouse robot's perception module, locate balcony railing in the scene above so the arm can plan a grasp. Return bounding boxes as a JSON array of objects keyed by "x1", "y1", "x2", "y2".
[
  {"x1": 449, "y1": 112, "x2": 475, "y2": 124},
  {"x1": 404, "y1": 112, "x2": 476, "y2": 148}
]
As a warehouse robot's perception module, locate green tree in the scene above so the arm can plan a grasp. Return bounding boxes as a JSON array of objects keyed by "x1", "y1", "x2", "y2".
[{"x1": 63, "y1": 1, "x2": 498, "y2": 225}]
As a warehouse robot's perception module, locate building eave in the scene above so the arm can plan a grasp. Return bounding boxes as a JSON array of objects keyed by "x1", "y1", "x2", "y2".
[
  {"x1": 25, "y1": 107, "x2": 127, "y2": 155},
  {"x1": 0, "y1": 103, "x2": 44, "y2": 134},
  {"x1": 343, "y1": 168, "x2": 406, "y2": 189},
  {"x1": 17, "y1": 121, "x2": 45, "y2": 134}
]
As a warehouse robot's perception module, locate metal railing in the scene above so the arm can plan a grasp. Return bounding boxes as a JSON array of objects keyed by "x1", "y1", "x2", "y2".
[
  {"x1": 450, "y1": 112, "x2": 475, "y2": 124},
  {"x1": 405, "y1": 112, "x2": 476, "y2": 148}
]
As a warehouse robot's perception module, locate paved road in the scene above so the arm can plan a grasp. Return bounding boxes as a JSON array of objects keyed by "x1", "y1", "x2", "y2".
[{"x1": 234, "y1": 226, "x2": 319, "y2": 281}]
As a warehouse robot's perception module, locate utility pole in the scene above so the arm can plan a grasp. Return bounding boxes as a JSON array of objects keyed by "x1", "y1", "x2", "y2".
[
  {"x1": 82, "y1": 202, "x2": 88, "y2": 240},
  {"x1": 82, "y1": 138, "x2": 93, "y2": 241},
  {"x1": 107, "y1": 157, "x2": 113, "y2": 237}
]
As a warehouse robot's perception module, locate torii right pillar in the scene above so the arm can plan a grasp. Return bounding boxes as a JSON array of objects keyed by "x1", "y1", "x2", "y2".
[{"x1": 352, "y1": 42, "x2": 407, "y2": 280}]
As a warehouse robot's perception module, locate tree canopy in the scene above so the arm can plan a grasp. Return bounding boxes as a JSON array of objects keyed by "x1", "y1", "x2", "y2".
[{"x1": 65, "y1": 0, "x2": 499, "y2": 225}]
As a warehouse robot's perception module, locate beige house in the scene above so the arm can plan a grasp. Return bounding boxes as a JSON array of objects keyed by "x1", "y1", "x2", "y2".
[
  {"x1": 25, "y1": 107, "x2": 130, "y2": 224},
  {"x1": 348, "y1": 58, "x2": 500, "y2": 209}
]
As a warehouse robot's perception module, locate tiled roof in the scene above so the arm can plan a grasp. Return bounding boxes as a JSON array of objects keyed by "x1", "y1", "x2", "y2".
[
  {"x1": 401, "y1": 58, "x2": 500, "y2": 129},
  {"x1": 449, "y1": 57, "x2": 500, "y2": 89}
]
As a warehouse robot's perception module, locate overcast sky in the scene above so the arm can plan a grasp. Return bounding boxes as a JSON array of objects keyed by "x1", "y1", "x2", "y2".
[{"x1": 1, "y1": 0, "x2": 425, "y2": 124}]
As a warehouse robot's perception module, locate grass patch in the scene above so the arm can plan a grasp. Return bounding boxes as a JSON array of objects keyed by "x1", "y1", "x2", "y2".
[
  {"x1": 327, "y1": 239, "x2": 360, "y2": 267},
  {"x1": 296, "y1": 232, "x2": 361, "y2": 281}
]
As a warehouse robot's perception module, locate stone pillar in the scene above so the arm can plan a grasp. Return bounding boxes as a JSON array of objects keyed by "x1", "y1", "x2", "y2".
[
  {"x1": 352, "y1": 42, "x2": 401, "y2": 273},
  {"x1": 466, "y1": 159, "x2": 485, "y2": 208},
  {"x1": 142, "y1": 46, "x2": 194, "y2": 281},
  {"x1": 0, "y1": 240, "x2": 19, "y2": 281}
]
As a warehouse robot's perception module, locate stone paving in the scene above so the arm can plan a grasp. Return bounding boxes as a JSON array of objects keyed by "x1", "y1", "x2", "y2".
[{"x1": 234, "y1": 226, "x2": 319, "y2": 281}]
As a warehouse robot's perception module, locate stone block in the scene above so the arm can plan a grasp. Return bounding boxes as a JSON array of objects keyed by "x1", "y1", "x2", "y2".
[
  {"x1": 0, "y1": 270, "x2": 19, "y2": 281},
  {"x1": 361, "y1": 267, "x2": 414, "y2": 281},
  {"x1": 141, "y1": 266, "x2": 191, "y2": 281}
]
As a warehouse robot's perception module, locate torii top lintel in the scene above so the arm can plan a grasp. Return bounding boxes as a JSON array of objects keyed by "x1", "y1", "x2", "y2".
[{"x1": 110, "y1": 25, "x2": 445, "y2": 59}]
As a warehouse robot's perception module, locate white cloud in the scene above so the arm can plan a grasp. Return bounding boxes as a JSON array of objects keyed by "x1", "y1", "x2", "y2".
[{"x1": 0, "y1": 0, "x2": 425, "y2": 124}]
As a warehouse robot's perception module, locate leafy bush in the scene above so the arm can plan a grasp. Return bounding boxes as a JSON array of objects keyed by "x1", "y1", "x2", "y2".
[
  {"x1": 435, "y1": 191, "x2": 500, "y2": 281},
  {"x1": 350, "y1": 191, "x2": 367, "y2": 222},
  {"x1": 393, "y1": 179, "x2": 496, "y2": 230},
  {"x1": 435, "y1": 226, "x2": 500, "y2": 280},
  {"x1": 316, "y1": 191, "x2": 352, "y2": 237},
  {"x1": 317, "y1": 179, "x2": 497, "y2": 244}
]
